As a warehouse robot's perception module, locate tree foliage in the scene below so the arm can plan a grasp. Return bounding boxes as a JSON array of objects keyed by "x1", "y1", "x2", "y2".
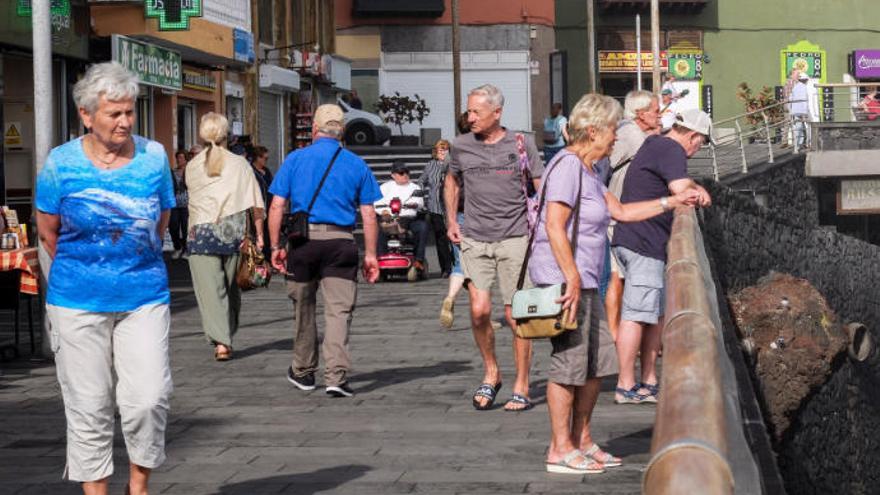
[{"x1": 374, "y1": 92, "x2": 431, "y2": 135}]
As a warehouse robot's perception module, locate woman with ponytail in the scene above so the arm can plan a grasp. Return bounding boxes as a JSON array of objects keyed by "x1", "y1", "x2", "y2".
[{"x1": 185, "y1": 112, "x2": 265, "y2": 361}]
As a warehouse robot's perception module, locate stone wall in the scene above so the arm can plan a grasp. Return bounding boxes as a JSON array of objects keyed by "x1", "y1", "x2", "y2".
[
  {"x1": 813, "y1": 122, "x2": 880, "y2": 151},
  {"x1": 703, "y1": 161, "x2": 879, "y2": 331},
  {"x1": 723, "y1": 156, "x2": 820, "y2": 230},
  {"x1": 700, "y1": 159, "x2": 880, "y2": 494}
]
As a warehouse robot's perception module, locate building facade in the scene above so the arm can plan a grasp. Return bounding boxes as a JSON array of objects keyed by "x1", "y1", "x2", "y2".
[
  {"x1": 556, "y1": 0, "x2": 880, "y2": 123},
  {"x1": 336, "y1": 0, "x2": 556, "y2": 140}
]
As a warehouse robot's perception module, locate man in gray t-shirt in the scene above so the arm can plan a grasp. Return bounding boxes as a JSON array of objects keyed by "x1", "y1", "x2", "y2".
[{"x1": 444, "y1": 84, "x2": 543, "y2": 412}]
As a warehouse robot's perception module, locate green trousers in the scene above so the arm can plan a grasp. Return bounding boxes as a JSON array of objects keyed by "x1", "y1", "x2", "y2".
[{"x1": 188, "y1": 253, "x2": 241, "y2": 347}]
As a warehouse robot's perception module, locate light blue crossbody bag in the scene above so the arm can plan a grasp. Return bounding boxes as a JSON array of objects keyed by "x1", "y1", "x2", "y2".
[{"x1": 511, "y1": 157, "x2": 583, "y2": 339}]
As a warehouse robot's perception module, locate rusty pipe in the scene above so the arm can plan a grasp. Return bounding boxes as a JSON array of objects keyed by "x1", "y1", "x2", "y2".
[{"x1": 643, "y1": 207, "x2": 734, "y2": 495}]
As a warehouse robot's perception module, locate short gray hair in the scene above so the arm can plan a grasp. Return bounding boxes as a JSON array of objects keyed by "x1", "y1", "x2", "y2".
[
  {"x1": 317, "y1": 126, "x2": 343, "y2": 139},
  {"x1": 623, "y1": 90, "x2": 657, "y2": 120},
  {"x1": 73, "y1": 62, "x2": 140, "y2": 114},
  {"x1": 468, "y1": 84, "x2": 505, "y2": 109}
]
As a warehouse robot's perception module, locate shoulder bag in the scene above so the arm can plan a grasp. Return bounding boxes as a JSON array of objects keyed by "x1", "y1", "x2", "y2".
[
  {"x1": 237, "y1": 209, "x2": 272, "y2": 291},
  {"x1": 284, "y1": 146, "x2": 343, "y2": 245},
  {"x1": 510, "y1": 156, "x2": 583, "y2": 339}
]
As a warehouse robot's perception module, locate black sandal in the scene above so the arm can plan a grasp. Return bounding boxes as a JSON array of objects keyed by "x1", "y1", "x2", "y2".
[{"x1": 472, "y1": 382, "x2": 502, "y2": 410}]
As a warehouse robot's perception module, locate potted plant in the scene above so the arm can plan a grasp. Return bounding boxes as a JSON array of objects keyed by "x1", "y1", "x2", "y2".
[
  {"x1": 375, "y1": 92, "x2": 430, "y2": 146},
  {"x1": 736, "y1": 83, "x2": 787, "y2": 142}
]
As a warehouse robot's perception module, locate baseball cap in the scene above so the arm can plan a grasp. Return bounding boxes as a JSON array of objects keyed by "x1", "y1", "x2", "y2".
[
  {"x1": 391, "y1": 160, "x2": 410, "y2": 174},
  {"x1": 314, "y1": 104, "x2": 345, "y2": 129},
  {"x1": 661, "y1": 88, "x2": 673, "y2": 95},
  {"x1": 675, "y1": 109, "x2": 712, "y2": 137},
  {"x1": 798, "y1": 72, "x2": 810, "y2": 81}
]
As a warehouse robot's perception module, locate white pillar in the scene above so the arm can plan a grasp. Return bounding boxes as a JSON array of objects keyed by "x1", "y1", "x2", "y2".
[{"x1": 32, "y1": 0, "x2": 54, "y2": 357}]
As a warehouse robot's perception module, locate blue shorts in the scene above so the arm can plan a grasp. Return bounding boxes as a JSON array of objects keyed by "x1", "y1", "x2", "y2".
[{"x1": 612, "y1": 246, "x2": 665, "y2": 325}]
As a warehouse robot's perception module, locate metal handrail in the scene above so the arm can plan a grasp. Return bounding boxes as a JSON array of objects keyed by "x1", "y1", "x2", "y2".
[{"x1": 643, "y1": 207, "x2": 735, "y2": 495}]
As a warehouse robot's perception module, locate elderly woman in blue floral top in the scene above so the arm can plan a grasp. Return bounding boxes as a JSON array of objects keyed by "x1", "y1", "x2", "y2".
[{"x1": 186, "y1": 112, "x2": 264, "y2": 361}]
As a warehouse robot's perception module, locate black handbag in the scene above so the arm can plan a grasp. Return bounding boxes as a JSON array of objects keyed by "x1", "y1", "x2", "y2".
[{"x1": 285, "y1": 147, "x2": 342, "y2": 245}]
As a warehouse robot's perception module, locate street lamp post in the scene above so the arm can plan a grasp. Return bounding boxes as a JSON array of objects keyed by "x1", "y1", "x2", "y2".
[
  {"x1": 452, "y1": 0, "x2": 461, "y2": 131},
  {"x1": 651, "y1": 0, "x2": 661, "y2": 93}
]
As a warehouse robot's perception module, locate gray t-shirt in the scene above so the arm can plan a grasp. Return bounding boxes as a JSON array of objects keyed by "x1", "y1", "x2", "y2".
[
  {"x1": 449, "y1": 130, "x2": 544, "y2": 242},
  {"x1": 608, "y1": 120, "x2": 649, "y2": 199}
]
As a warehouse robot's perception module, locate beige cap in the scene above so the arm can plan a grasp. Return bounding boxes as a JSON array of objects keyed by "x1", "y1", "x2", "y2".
[{"x1": 314, "y1": 104, "x2": 345, "y2": 129}]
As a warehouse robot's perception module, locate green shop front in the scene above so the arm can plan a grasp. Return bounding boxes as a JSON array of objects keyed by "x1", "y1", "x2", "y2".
[{"x1": 0, "y1": 0, "x2": 90, "y2": 219}]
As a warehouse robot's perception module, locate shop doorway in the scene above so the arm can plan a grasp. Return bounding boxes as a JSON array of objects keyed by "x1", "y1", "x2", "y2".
[
  {"x1": 600, "y1": 74, "x2": 655, "y2": 103},
  {"x1": 177, "y1": 101, "x2": 197, "y2": 152}
]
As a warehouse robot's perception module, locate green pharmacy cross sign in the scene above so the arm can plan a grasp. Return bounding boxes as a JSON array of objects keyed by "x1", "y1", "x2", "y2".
[
  {"x1": 145, "y1": 0, "x2": 202, "y2": 31},
  {"x1": 16, "y1": 0, "x2": 70, "y2": 17}
]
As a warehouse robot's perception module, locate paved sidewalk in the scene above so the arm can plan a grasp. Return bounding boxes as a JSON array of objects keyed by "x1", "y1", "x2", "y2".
[{"x1": 1, "y1": 259, "x2": 657, "y2": 494}]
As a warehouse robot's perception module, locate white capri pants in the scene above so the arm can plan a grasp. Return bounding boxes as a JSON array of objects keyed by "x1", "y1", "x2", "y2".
[{"x1": 47, "y1": 303, "x2": 173, "y2": 482}]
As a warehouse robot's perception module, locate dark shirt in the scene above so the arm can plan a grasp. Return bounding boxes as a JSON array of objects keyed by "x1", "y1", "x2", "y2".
[
  {"x1": 350, "y1": 97, "x2": 363, "y2": 110},
  {"x1": 252, "y1": 165, "x2": 274, "y2": 210},
  {"x1": 611, "y1": 135, "x2": 688, "y2": 262},
  {"x1": 419, "y1": 158, "x2": 447, "y2": 215}
]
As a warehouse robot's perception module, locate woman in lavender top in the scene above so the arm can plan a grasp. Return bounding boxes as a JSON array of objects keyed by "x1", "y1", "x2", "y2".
[{"x1": 534, "y1": 94, "x2": 699, "y2": 475}]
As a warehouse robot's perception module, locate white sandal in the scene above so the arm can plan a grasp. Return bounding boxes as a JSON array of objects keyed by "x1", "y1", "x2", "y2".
[{"x1": 546, "y1": 449, "x2": 605, "y2": 474}]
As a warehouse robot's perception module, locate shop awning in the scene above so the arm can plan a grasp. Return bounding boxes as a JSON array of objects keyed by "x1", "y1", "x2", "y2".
[
  {"x1": 352, "y1": 0, "x2": 444, "y2": 17},
  {"x1": 598, "y1": 0, "x2": 708, "y2": 14}
]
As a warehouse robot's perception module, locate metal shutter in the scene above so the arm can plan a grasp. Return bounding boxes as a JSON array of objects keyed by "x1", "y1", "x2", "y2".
[{"x1": 258, "y1": 91, "x2": 282, "y2": 171}]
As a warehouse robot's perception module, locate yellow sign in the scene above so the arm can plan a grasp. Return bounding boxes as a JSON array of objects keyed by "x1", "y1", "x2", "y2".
[
  {"x1": 598, "y1": 51, "x2": 668, "y2": 73},
  {"x1": 4, "y1": 122, "x2": 23, "y2": 148}
]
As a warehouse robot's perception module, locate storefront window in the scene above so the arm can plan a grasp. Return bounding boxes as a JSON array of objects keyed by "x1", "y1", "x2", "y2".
[
  {"x1": 134, "y1": 87, "x2": 153, "y2": 139},
  {"x1": 177, "y1": 102, "x2": 196, "y2": 152}
]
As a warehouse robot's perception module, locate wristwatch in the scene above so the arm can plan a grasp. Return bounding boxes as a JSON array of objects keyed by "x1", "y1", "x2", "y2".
[
  {"x1": 271, "y1": 245, "x2": 285, "y2": 251},
  {"x1": 660, "y1": 197, "x2": 670, "y2": 211}
]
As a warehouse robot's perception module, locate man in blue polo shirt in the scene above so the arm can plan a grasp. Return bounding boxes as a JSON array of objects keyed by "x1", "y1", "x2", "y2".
[{"x1": 268, "y1": 104, "x2": 382, "y2": 398}]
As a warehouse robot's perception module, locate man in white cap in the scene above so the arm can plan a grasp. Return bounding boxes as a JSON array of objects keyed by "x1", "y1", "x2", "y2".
[
  {"x1": 788, "y1": 71, "x2": 812, "y2": 149},
  {"x1": 610, "y1": 108, "x2": 712, "y2": 405},
  {"x1": 268, "y1": 103, "x2": 383, "y2": 398}
]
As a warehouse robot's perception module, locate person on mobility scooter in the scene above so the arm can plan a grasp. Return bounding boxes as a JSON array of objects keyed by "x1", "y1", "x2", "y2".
[{"x1": 374, "y1": 160, "x2": 429, "y2": 281}]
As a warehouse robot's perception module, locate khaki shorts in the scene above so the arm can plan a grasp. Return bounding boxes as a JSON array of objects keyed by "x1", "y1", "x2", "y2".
[
  {"x1": 549, "y1": 289, "x2": 619, "y2": 385},
  {"x1": 460, "y1": 235, "x2": 529, "y2": 305}
]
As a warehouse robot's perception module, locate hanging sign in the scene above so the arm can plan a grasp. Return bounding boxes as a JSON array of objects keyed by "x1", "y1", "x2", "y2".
[
  {"x1": 112, "y1": 35, "x2": 182, "y2": 91},
  {"x1": 16, "y1": 0, "x2": 69, "y2": 17},
  {"x1": 780, "y1": 40, "x2": 826, "y2": 83},
  {"x1": 598, "y1": 51, "x2": 668, "y2": 73},
  {"x1": 667, "y1": 52, "x2": 703, "y2": 80},
  {"x1": 853, "y1": 49, "x2": 880, "y2": 79},
  {"x1": 144, "y1": 0, "x2": 202, "y2": 31}
]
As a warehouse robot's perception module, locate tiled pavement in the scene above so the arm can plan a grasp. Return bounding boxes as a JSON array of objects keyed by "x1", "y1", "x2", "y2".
[{"x1": 0, "y1": 258, "x2": 656, "y2": 494}]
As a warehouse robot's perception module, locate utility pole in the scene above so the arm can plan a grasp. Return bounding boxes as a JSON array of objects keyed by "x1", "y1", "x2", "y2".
[
  {"x1": 33, "y1": 0, "x2": 52, "y2": 174},
  {"x1": 651, "y1": 0, "x2": 661, "y2": 93},
  {"x1": 452, "y1": 0, "x2": 462, "y2": 131},
  {"x1": 32, "y1": 0, "x2": 53, "y2": 357},
  {"x1": 586, "y1": 0, "x2": 596, "y2": 92},
  {"x1": 636, "y1": 14, "x2": 642, "y2": 91}
]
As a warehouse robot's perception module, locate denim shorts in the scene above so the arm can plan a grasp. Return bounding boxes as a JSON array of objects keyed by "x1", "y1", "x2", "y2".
[{"x1": 612, "y1": 246, "x2": 665, "y2": 325}]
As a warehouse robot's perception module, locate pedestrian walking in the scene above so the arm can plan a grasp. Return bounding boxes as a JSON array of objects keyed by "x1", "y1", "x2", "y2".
[
  {"x1": 186, "y1": 112, "x2": 265, "y2": 361},
  {"x1": 542, "y1": 102, "x2": 569, "y2": 163},
  {"x1": 251, "y1": 145, "x2": 274, "y2": 260},
  {"x1": 268, "y1": 104, "x2": 382, "y2": 398},
  {"x1": 605, "y1": 90, "x2": 661, "y2": 341},
  {"x1": 611, "y1": 109, "x2": 713, "y2": 404},
  {"x1": 170, "y1": 149, "x2": 189, "y2": 259},
  {"x1": 445, "y1": 84, "x2": 544, "y2": 411},
  {"x1": 419, "y1": 139, "x2": 454, "y2": 277},
  {"x1": 35, "y1": 61, "x2": 174, "y2": 494},
  {"x1": 788, "y1": 72, "x2": 812, "y2": 149},
  {"x1": 529, "y1": 93, "x2": 700, "y2": 474}
]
